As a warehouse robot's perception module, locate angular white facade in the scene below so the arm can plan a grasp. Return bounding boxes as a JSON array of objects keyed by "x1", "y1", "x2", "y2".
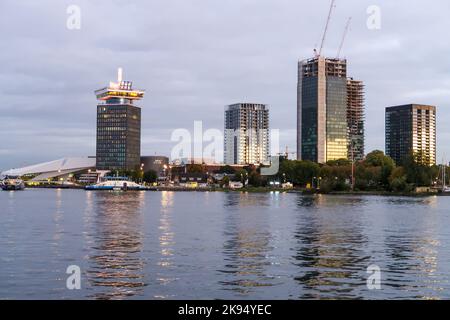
[
  {"x1": 1, "y1": 157, "x2": 96, "y2": 180},
  {"x1": 224, "y1": 103, "x2": 270, "y2": 165}
]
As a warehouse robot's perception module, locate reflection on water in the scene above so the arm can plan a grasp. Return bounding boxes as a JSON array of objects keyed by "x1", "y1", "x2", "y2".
[
  {"x1": 223, "y1": 192, "x2": 273, "y2": 208},
  {"x1": 382, "y1": 203, "x2": 442, "y2": 299},
  {"x1": 154, "y1": 191, "x2": 178, "y2": 298},
  {"x1": 84, "y1": 191, "x2": 146, "y2": 300},
  {"x1": 1, "y1": 191, "x2": 450, "y2": 299},
  {"x1": 293, "y1": 195, "x2": 370, "y2": 299},
  {"x1": 219, "y1": 193, "x2": 274, "y2": 295},
  {"x1": 384, "y1": 196, "x2": 438, "y2": 207},
  {"x1": 52, "y1": 189, "x2": 64, "y2": 257}
]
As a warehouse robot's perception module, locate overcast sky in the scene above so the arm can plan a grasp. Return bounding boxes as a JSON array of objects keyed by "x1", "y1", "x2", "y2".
[{"x1": 1, "y1": 0, "x2": 449, "y2": 170}]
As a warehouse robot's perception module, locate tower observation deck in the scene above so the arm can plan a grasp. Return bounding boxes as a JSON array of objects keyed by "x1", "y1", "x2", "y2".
[
  {"x1": 95, "y1": 68, "x2": 145, "y2": 103},
  {"x1": 95, "y1": 68, "x2": 145, "y2": 171}
]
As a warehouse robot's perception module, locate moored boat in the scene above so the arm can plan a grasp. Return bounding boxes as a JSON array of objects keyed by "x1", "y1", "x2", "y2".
[
  {"x1": 85, "y1": 176, "x2": 146, "y2": 191},
  {"x1": 1, "y1": 176, "x2": 25, "y2": 191},
  {"x1": 438, "y1": 163, "x2": 450, "y2": 194}
]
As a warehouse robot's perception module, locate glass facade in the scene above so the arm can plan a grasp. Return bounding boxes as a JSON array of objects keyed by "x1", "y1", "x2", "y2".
[
  {"x1": 385, "y1": 106, "x2": 412, "y2": 165},
  {"x1": 386, "y1": 104, "x2": 436, "y2": 166},
  {"x1": 298, "y1": 57, "x2": 349, "y2": 163},
  {"x1": 301, "y1": 77, "x2": 319, "y2": 162},
  {"x1": 95, "y1": 72, "x2": 144, "y2": 172},
  {"x1": 326, "y1": 77, "x2": 348, "y2": 160},
  {"x1": 96, "y1": 104, "x2": 141, "y2": 170}
]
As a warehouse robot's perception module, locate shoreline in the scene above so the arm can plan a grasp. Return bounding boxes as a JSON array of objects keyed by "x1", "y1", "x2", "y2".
[{"x1": 20, "y1": 185, "x2": 449, "y2": 197}]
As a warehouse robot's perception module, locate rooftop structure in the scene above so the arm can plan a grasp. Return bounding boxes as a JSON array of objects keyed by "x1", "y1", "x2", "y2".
[
  {"x1": 95, "y1": 68, "x2": 145, "y2": 102},
  {"x1": 95, "y1": 68, "x2": 145, "y2": 171}
]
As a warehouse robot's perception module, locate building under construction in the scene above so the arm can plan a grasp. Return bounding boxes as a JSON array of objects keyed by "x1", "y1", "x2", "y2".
[
  {"x1": 297, "y1": 57, "x2": 366, "y2": 163},
  {"x1": 297, "y1": 56, "x2": 349, "y2": 163},
  {"x1": 347, "y1": 78, "x2": 365, "y2": 161},
  {"x1": 296, "y1": 0, "x2": 365, "y2": 163}
]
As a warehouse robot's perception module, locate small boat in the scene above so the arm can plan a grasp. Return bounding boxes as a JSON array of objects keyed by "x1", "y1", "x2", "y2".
[
  {"x1": 1, "y1": 176, "x2": 25, "y2": 191},
  {"x1": 438, "y1": 163, "x2": 450, "y2": 194},
  {"x1": 85, "y1": 176, "x2": 146, "y2": 191}
]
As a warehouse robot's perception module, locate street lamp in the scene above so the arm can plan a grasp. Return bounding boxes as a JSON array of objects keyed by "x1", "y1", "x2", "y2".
[
  {"x1": 350, "y1": 139, "x2": 355, "y2": 191},
  {"x1": 163, "y1": 164, "x2": 169, "y2": 184},
  {"x1": 243, "y1": 172, "x2": 248, "y2": 187},
  {"x1": 140, "y1": 163, "x2": 144, "y2": 184}
]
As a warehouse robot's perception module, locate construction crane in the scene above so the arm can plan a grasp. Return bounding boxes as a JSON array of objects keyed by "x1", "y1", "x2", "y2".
[
  {"x1": 336, "y1": 17, "x2": 352, "y2": 58},
  {"x1": 278, "y1": 146, "x2": 296, "y2": 159},
  {"x1": 317, "y1": 0, "x2": 336, "y2": 57}
]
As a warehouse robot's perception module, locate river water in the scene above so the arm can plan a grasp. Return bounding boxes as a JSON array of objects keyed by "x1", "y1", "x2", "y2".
[{"x1": 1, "y1": 189, "x2": 449, "y2": 300}]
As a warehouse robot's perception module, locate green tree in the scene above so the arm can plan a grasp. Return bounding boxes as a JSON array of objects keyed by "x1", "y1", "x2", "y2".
[
  {"x1": 278, "y1": 160, "x2": 320, "y2": 186},
  {"x1": 446, "y1": 167, "x2": 450, "y2": 186},
  {"x1": 234, "y1": 169, "x2": 249, "y2": 183},
  {"x1": 187, "y1": 164, "x2": 203, "y2": 174},
  {"x1": 326, "y1": 159, "x2": 351, "y2": 167},
  {"x1": 389, "y1": 167, "x2": 406, "y2": 182},
  {"x1": 402, "y1": 153, "x2": 436, "y2": 187},
  {"x1": 143, "y1": 170, "x2": 158, "y2": 184},
  {"x1": 216, "y1": 165, "x2": 235, "y2": 174},
  {"x1": 248, "y1": 171, "x2": 262, "y2": 187},
  {"x1": 221, "y1": 175, "x2": 230, "y2": 187},
  {"x1": 390, "y1": 176, "x2": 409, "y2": 192},
  {"x1": 364, "y1": 150, "x2": 395, "y2": 187},
  {"x1": 318, "y1": 178, "x2": 336, "y2": 193},
  {"x1": 365, "y1": 150, "x2": 394, "y2": 167}
]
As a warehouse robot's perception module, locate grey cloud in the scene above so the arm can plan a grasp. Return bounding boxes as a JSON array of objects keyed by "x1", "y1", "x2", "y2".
[{"x1": 1, "y1": 0, "x2": 450, "y2": 171}]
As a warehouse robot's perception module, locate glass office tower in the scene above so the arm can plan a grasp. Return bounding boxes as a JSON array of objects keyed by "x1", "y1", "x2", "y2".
[
  {"x1": 297, "y1": 57, "x2": 348, "y2": 163},
  {"x1": 385, "y1": 104, "x2": 436, "y2": 166},
  {"x1": 95, "y1": 69, "x2": 145, "y2": 171}
]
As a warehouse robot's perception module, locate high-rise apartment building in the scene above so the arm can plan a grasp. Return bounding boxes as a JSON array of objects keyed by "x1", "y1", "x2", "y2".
[
  {"x1": 95, "y1": 68, "x2": 145, "y2": 171},
  {"x1": 385, "y1": 104, "x2": 436, "y2": 166},
  {"x1": 347, "y1": 78, "x2": 365, "y2": 161},
  {"x1": 224, "y1": 103, "x2": 270, "y2": 165},
  {"x1": 297, "y1": 57, "x2": 348, "y2": 163}
]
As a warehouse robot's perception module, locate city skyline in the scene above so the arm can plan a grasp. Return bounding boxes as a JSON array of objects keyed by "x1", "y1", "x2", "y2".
[{"x1": 2, "y1": 0, "x2": 450, "y2": 170}]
